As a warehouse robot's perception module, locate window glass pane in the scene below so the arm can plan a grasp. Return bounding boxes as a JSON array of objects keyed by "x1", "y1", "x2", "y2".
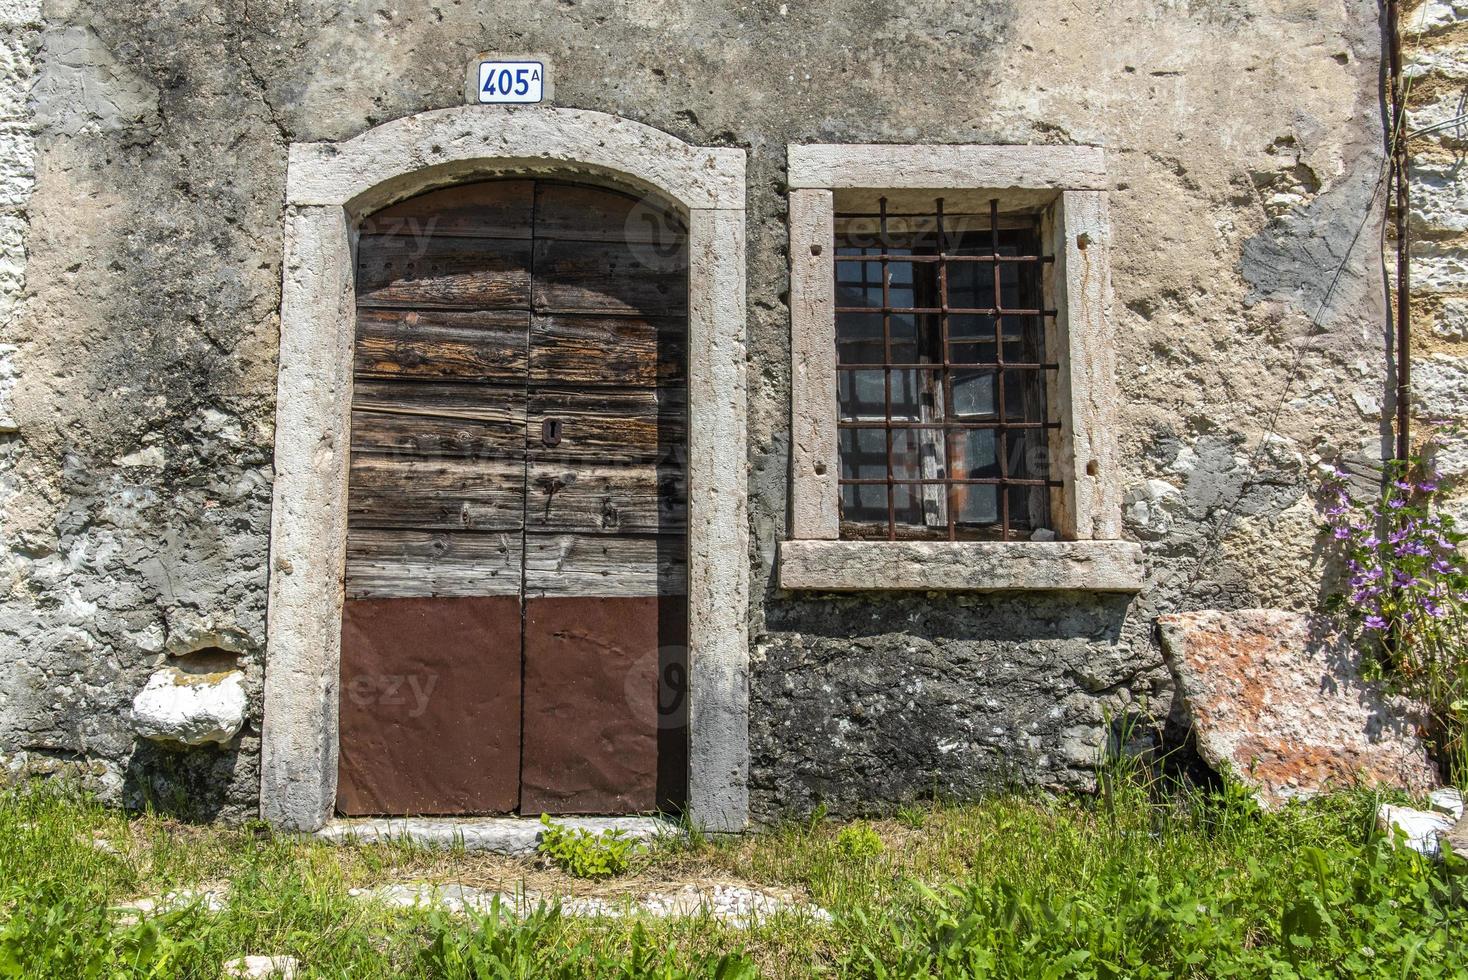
[
  {"x1": 1001, "y1": 314, "x2": 1044, "y2": 362},
  {"x1": 890, "y1": 427, "x2": 944, "y2": 482},
  {"x1": 838, "y1": 369, "x2": 886, "y2": 420},
  {"x1": 1005, "y1": 429, "x2": 1032, "y2": 479},
  {"x1": 836, "y1": 311, "x2": 884, "y2": 365},
  {"x1": 886, "y1": 259, "x2": 915, "y2": 309},
  {"x1": 835, "y1": 256, "x2": 883, "y2": 309},
  {"x1": 955, "y1": 484, "x2": 999, "y2": 525},
  {"x1": 1003, "y1": 369, "x2": 1046, "y2": 422},
  {"x1": 950, "y1": 428, "x2": 999, "y2": 479},
  {"x1": 948, "y1": 313, "x2": 995, "y2": 343},
  {"x1": 889, "y1": 368, "x2": 926, "y2": 421},
  {"x1": 1007, "y1": 485, "x2": 1041, "y2": 533},
  {"x1": 839, "y1": 427, "x2": 887, "y2": 481},
  {"x1": 885, "y1": 312, "x2": 916, "y2": 364},
  {"x1": 945, "y1": 258, "x2": 991, "y2": 310},
  {"x1": 841, "y1": 482, "x2": 888, "y2": 525},
  {"x1": 949, "y1": 369, "x2": 997, "y2": 418},
  {"x1": 891, "y1": 483, "x2": 924, "y2": 527}
]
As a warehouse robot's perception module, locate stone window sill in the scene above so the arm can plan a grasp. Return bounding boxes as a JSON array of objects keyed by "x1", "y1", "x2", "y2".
[{"x1": 778, "y1": 539, "x2": 1145, "y2": 593}]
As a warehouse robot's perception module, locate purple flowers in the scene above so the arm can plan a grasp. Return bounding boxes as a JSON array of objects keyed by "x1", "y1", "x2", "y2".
[{"x1": 1318, "y1": 459, "x2": 1465, "y2": 640}]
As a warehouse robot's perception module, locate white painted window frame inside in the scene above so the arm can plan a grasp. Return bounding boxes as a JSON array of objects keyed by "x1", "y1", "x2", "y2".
[
  {"x1": 261, "y1": 106, "x2": 749, "y2": 832},
  {"x1": 782, "y1": 144, "x2": 1142, "y2": 591}
]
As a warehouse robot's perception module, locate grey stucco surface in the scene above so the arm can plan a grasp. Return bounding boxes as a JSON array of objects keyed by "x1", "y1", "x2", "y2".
[{"x1": 0, "y1": 0, "x2": 1392, "y2": 821}]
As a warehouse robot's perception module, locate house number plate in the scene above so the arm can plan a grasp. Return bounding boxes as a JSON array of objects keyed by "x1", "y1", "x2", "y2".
[{"x1": 478, "y1": 61, "x2": 545, "y2": 104}]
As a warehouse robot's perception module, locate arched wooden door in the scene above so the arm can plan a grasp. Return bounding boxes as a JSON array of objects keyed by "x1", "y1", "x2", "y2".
[{"x1": 335, "y1": 180, "x2": 689, "y2": 816}]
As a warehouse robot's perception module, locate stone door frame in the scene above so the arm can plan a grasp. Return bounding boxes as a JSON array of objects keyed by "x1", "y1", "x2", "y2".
[{"x1": 259, "y1": 106, "x2": 749, "y2": 832}]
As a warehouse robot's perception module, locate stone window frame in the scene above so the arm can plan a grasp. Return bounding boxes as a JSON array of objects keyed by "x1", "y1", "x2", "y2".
[
  {"x1": 261, "y1": 106, "x2": 750, "y2": 833},
  {"x1": 782, "y1": 144, "x2": 1143, "y2": 592}
]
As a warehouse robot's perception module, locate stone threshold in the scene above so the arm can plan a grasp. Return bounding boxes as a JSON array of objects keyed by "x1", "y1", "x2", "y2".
[{"x1": 311, "y1": 815, "x2": 678, "y2": 855}]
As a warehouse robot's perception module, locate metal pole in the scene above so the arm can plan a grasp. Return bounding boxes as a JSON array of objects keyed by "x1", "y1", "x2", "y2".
[{"x1": 1388, "y1": 0, "x2": 1412, "y2": 462}]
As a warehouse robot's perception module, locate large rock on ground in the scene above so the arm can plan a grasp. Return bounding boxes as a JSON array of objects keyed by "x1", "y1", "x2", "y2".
[{"x1": 1158, "y1": 609, "x2": 1437, "y2": 806}]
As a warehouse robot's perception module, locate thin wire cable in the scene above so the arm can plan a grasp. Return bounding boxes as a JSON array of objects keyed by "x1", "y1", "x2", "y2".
[
  {"x1": 1165, "y1": 3, "x2": 1437, "y2": 594},
  {"x1": 1164, "y1": 132, "x2": 1400, "y2": 594}
]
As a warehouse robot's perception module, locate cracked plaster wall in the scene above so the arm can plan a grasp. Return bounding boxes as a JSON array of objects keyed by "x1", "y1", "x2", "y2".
[{"x1": 0, "y1": 0, "x2": 1394, "y2": 820}]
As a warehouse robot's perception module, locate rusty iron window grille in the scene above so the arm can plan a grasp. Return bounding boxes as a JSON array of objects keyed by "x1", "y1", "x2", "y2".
[{"x1": 834, "y1": 197, "x2": 1062, "y2": 542}]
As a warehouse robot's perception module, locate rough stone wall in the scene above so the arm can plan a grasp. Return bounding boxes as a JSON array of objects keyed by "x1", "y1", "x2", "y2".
[
  {"x1": 1407, "y1": 2, "x2": 1468, "y2": 506},
  {"x1": 0, "y1": 0, "x2": 1390, "y2": 822}
]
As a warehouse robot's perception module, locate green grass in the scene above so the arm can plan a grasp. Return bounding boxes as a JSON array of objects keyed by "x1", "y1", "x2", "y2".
[{"x1": 0, "y1": 774, "x2": 1463, "y2": 977}]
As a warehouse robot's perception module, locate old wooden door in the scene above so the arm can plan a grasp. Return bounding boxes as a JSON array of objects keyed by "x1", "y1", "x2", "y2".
[{"x1": 336, "y1": 179, "x2": 688, "y2": 816}]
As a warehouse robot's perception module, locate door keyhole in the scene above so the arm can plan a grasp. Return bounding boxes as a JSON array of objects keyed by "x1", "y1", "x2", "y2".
[{"x1": 541, "y1": 418, "x2": 562, "y2": 446}]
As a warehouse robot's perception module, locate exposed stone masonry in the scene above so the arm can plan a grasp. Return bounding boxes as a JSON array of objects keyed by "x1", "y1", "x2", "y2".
[{"x1": 1409, "y1": 2, "x2": 1468, "y2": 497}]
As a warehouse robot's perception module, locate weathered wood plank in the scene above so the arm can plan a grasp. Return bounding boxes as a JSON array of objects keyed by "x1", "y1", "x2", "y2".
[
  {"x1": 526, "y1": 387, "x2": 685, "y2": 462},
  {"x1": 354, "y1": 308, "x2": 529, "y2": 382},
  {"x1": 356, "y1": 234, "x2": 532, "y2": 309},
  {"x1": 348, "y1": 455, "x2": 525, "y2": 531},
  {"x1": 361, "y1": 180, "x2": 534, "y2": 240},
  {"x1": 351, "y1": 380, "x2": 525, "y2": 457},
  {"x1": 352, "y1": 379, "x2": 526, "y2": 426},
  {"x1": 525, "y1": 462, "x2": 686, "y2": 534},
  {"x1": 534, "y1": 181, "x2": 687, "y2": 245},
  {"x1": 532, "y1": 239, "x2": 687, "y2": 316},
  {"x1": 523, "y1": 533, "x2": 687, "y2": 597},
  {"x1": 529, "y1": 314, "x2": 685, "y2": 386},
  {"x1": 345, "y1": 528, "x2": 523, "y2": 598}
]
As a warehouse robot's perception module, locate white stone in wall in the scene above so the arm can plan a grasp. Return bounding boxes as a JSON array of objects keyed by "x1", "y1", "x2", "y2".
[
  {"x1": 1123, "y1": 479, "x2": 1184, "y2": 540},
  {"x1": 1433, "y1": 297, "x2": 1468, "y2": 339},
  {"x1": 0, "y1": 1, "x2": 41, "y2": 29},
  {"x1": 1406, "y1": 42, "x2": 1468, "y2": 79},
  {"x1": 1411, "y1": 161, "x2": 1468, "y2": 235},
  {"x1": 1428, "y1": 426, "x2": 1468, "y2": 477},
  {"x1": 0, "y1": 127, "x2": 33, "y2": 210},
  {"x1": 1413, "y1": 353, "x2": 1468, "y2": 420},
  {"x1": 130, "y1": 667, "x2": 247, "y2": 746},
  {"x1": 1413, "y1": 0, "x2": 1468, "y2": 32},
  {"x1": 1407, "y1": 91, "x2": 1468, "y2": 148},
  {"x1": 0, "y1": 1, "x2": 35, "y2": 459},
  {"x1": 1411, "y1": 241, "x2": 1468, "y2": 293},
  {"x1": 0, "y1": 343, "x2": 15, "y2": 432},
  {"x1": 0, "y1": 34, "x2": 35, "y2": 123}
]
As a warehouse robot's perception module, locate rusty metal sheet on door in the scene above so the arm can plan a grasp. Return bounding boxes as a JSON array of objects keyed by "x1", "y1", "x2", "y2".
[
  {"x1": 520, "y1": 596, "x2": 688, "y2": 814},
  {"x1": 337, "y1": 596, "x2": 522, "y2": 816}
]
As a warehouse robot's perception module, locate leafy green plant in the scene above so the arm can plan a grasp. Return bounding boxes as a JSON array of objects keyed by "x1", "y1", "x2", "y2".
[
  {"x1": 0, "y1": 881, "x2": 207, "y2": 978},
  {"x1": 419, "y1": 907, "x2": 758, "y2": 979},
  {"x1": 894, "y1": 804, "x2": 928, "y2": 830},
  {"x1": 834, "y1": 822, "x2": 884, "y2": 859},
  {"x1": 536, "y1": 814, "x2": 639, "y2": 879}
]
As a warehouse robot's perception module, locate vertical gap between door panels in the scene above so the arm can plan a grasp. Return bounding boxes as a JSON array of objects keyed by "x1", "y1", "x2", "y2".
[{"x1": 516, "y1": 180, "x2": 540, "y2": 815}]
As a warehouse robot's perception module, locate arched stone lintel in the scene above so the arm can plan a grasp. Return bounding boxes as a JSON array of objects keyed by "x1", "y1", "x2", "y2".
[{"x1": 285, "y1": 106, "x2": 746, "y2": 215}]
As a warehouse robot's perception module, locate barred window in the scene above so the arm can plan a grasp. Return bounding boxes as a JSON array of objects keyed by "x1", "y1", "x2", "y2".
[{"x1": 834, "y1": 198, "x2": 1060, "y2": 541}]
